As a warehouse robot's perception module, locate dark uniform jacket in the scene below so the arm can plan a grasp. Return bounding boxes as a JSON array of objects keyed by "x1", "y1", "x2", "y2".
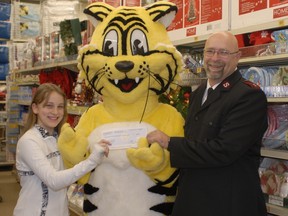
[{"x1": 169, "y1": 70, "x2": 268, "y2": 216}]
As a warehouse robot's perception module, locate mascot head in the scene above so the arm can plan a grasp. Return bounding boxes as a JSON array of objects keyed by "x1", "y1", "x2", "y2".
[{"x1": 77, "y1": 1, "x2": 183, "y2": 119}]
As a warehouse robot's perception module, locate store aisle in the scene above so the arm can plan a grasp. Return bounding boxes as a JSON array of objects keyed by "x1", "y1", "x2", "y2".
[{"x1": 0, "y1": 169, "x2": 20, "y2": 216}]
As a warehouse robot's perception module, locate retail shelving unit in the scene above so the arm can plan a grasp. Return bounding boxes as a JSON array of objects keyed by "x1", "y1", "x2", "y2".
[
  {"x1": 5, "y1": 77, "x2": 19, "y2": 163},
  {"x1": 6, "y1": 55, "x2": 80, "y2": 155},
  {"x1": 0, "y1": 80, "x2": 9, "y2": 165}
]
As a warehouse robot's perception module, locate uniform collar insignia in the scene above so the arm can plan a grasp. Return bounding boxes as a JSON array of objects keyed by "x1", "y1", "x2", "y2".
[{"x1": 222, "y1": 81, "x2": 230, "y2": 88}]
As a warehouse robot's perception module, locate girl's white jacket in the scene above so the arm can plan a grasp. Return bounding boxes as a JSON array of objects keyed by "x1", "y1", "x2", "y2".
[{"x1": 13, "y1": 126, "x2": 103, "y2": 216}]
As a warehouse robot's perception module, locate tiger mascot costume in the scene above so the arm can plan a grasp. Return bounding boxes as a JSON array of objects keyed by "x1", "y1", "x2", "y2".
[{"x1": 58, "y1": 2, "x2": 184, "y2": 216}]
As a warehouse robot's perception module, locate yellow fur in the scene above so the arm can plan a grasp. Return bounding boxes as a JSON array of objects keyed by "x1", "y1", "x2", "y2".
[{"x1": 58, "y1": 1, "x2": 184, "y2": 214}]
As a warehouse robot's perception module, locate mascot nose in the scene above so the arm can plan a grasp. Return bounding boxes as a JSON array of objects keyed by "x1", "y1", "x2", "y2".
[{"x1": 115, "y1": 61, "x2": 134, "y2": 73}]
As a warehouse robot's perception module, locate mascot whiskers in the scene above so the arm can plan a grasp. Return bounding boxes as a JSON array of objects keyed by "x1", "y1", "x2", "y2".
[{"x1": 58, "y1": 2, "x2": 184, "y2": 216}]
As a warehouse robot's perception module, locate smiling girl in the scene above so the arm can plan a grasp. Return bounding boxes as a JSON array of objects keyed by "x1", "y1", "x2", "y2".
[{"x1": 13, "y1": 83, "x2": 109, "y2": 216}]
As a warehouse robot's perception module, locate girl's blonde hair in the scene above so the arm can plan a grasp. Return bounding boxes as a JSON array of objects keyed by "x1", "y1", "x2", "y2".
[{"x1": 22, "y1": 83, "x2": 68, "y2": 136}]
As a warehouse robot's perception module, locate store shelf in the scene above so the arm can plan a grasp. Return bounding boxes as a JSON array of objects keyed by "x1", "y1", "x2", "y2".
[
  {"x1": 266, "y1": 203, "x2": 288, "y2": 216},
  {"x1": 13, "y1": 55, "x2": 78, "y2": 74},
  {"x1": 267, "y1": 97, "x2": 288, "y2": 103},
  {"x1": 261, "y1": 148, "x2": 288, "y2": 160},
  {"x1": 17, "y1": 101, "x2": 31, "y2": 106},
  {"x1": 238, "y1": 53, "x2": 288, "y2": 67},
  {"x1": 67, "y1": 106, "x2": 88, "y2": 115},
  {"x1": 171, "y1": 18, "x2": 288, "y2": 48},
  {"x1": 172, "y1": 34, "x2": 207, "y2": 47},
  {"x1": 230, "y1": 18, "x2": 288, "y2": 36},
  {"x1": 0, "y1": 161, "x2": 14, "y2": 167},
  {"x1": 16, "y1": 82, "x2": 39, "y2": 86}
]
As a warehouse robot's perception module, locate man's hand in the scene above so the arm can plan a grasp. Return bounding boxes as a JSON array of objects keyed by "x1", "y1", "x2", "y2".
[{"x1": 147, "y1": 130, "x2": 170, "y2": 149}]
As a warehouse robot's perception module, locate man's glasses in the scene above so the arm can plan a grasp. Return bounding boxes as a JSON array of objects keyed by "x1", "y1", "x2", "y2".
[{"x1": 204, "y1": 49, "x2": 239, "y2": 58}]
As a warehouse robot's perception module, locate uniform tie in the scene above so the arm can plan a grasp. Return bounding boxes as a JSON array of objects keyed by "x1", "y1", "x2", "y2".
[
  {"x1": 207, "y1": 87, "x2": 213, "y2": 96},
  {"x1": 202, "y1": 87, "x2": 213, "y2": 105}
]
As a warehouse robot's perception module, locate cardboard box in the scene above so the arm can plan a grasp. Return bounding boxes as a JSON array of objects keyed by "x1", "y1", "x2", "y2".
[
  {"x1": 259, "y1": 159, "x2": 288, "y2": 208},
  {"x1": 123, "y1": 0, "x2": 141, "y2": 6},
  {"x1": 264, "y1": 194, "x2": 288, "y2": 208},
  {"x1": 231, "y1": 1, "x2": 288, "y2": 32},
  {"x1": 168, "y1": 0, "x2": 230, "y2": 45}
]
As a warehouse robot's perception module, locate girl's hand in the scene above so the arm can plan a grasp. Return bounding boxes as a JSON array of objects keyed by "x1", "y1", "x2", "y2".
[{"x1": 98, "y1": 139, "x2": 111, "y2": 157}]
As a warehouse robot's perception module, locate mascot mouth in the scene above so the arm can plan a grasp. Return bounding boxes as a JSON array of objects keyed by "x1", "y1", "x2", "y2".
[{"x1": 109, "y1": 77, "x2": 143, "y2": 92}]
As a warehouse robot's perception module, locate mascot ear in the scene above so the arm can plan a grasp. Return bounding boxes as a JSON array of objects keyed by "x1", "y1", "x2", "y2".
[
  {"x1": 145, "y1": 1, "x2": 177, "y2": 29},
  {"x1": 83, "y1": 2, "x2": 114, "y2": 27}
]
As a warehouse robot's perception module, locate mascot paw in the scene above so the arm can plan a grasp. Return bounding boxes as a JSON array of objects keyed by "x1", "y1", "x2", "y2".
[
  {"x1": 58, "y1": 123, "x2": 77, "y2": 144},
  {"x1": 126, "y1": 137, "x2": 165, "y2": 171},
  {"x1": 58, "y1": 123, "x2": 80, "y2": 151},
  {"x1": 58, "y1": 123, "x2": 89, "y2": 167}
]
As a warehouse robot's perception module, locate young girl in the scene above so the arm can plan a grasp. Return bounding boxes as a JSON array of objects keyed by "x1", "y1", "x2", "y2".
[{"x1": 13, "y1": 83, "x2": 109, "y2": 216}]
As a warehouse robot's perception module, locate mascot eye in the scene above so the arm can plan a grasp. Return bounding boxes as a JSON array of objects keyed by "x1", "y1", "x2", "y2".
[
  {"x1": 131, "y1": 29, "x2": 148, "y2": 55},
  {"x1": 103, "y1": 30, "x2": 118, "y2": 56}
]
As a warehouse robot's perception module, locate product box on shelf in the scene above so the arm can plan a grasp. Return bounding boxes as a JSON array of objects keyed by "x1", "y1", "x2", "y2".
[
  {"x1": 231, "y1": 1, "x2": 288, "y2": 32},
  {"x1": 0, "y1": 63, "x2": 9, "y2": 80},
  {"x1": 123, "y1": 0, "x2": 141, "y2": 6},
  {"x1": 0, "y1": 21, "x2": 12, "y2": 40},
  {"x1": 43, "y1": 34, "x2": 52, "y2": 62},
  {"x1": 166, "y1": 0, "x2": 184, "y2": 32},
  {"x1": 13, "y1": 1, "x2": 41, "y2": 40},
  {"x1": 240, "y1": 65, "x2": 288, "y2": 98},
  {"x1": 271, "y1": 29, "x2": 288, "y2": 54},
  {"x1": 34, "y1": 36, "x2": 43, "y2": 65},
  {"x1": 239, "y1": 42, "x2": 276, "y2": 59},
  {"x1": 12, "y1": 40, "x2": 35, "y2": 70},
  {"x1": 34, "y1": 31, "x2": 64, "y2": 66},
  {"x1": 168, "y1": 0, "x2": 229, "y2": 45},
  {"x1": 240, "y1": 66, "x2": 288, "y2": 98},
  {"x1": 259, "y1": 158, "x2": 288, "y2": 209},
  {"x1": 263, "y1": 104, "x2": 288, "y2": 151}
]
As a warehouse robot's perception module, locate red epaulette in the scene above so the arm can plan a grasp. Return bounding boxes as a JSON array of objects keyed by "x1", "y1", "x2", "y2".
[{"x1": 243, "y1": 80, "x2": 260, "y2": 89}]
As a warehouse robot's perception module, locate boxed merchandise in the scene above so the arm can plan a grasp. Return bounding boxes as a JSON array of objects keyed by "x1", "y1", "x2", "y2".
[
  {"x1": 271, "y1": 29, "x2": 288, "y2": 54},
  {"x1": 0, "y1": 2, "x2": 11, "y2": 21},
  {"x1": 240, "y1": 66, "x2": 288, "y2": 98},
  {"x1": 0, "y1": 21, "x2": 11, "y2": 40},
  {"x1": 41, "y1": 0, "x2": 80, "y2": 35},
  {"x1": 231, "y1": 1, "x2": 288, "y2": 31},
  {"x1": 262, "y1": 104, "x2": 288, "y2": 149},
  {"x1": 123, "y1": 0, "x2": 141, "y2": 6},
  {"x1": 32, "y1": 31, "x2": 63, "y2": 65},
  {"x1": 59, "y1": 18, "x2": 82, "y2": 57},
  {"x1": 50, "y1": 31, "x2": 62, "y2": 60},
  {"x1": 12, "y1": 40, "x2": 35, "y2": 70},
  {"x1": 34, "y1": 36, "x2": 43, "y2": 65},
  {"x1": 259, "y1": 158, "x2": 288, "y2": 208},
  {"x1": 167, "y1": 0, "x2": 184, "y2": 31},
  {"x1": 0, "y1": 45, "x2": 9, "y2": 64},
  {"x1": 104, "y1": 0, "x2": 122, "y2": 7},
  {"x1": 43, "y1": 34, "x2": 51, "y2": 61},
  {"x1": 0, "y1": 63, "x2": 9, "y2": 80},
  {"x1": 239, "y1": 42, "x2": 275, "y2": 59},
  {"x1": 168, "y1": 0, "x2": 229, "y2": 45},
  {"x1": 13, "y1": 1, "x2": 41, "y2": 39}
]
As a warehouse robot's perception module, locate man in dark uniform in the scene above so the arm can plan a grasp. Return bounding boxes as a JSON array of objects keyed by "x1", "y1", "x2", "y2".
[{"x1": 147, "y1": 31, "x2": 268, "y2": 216}]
